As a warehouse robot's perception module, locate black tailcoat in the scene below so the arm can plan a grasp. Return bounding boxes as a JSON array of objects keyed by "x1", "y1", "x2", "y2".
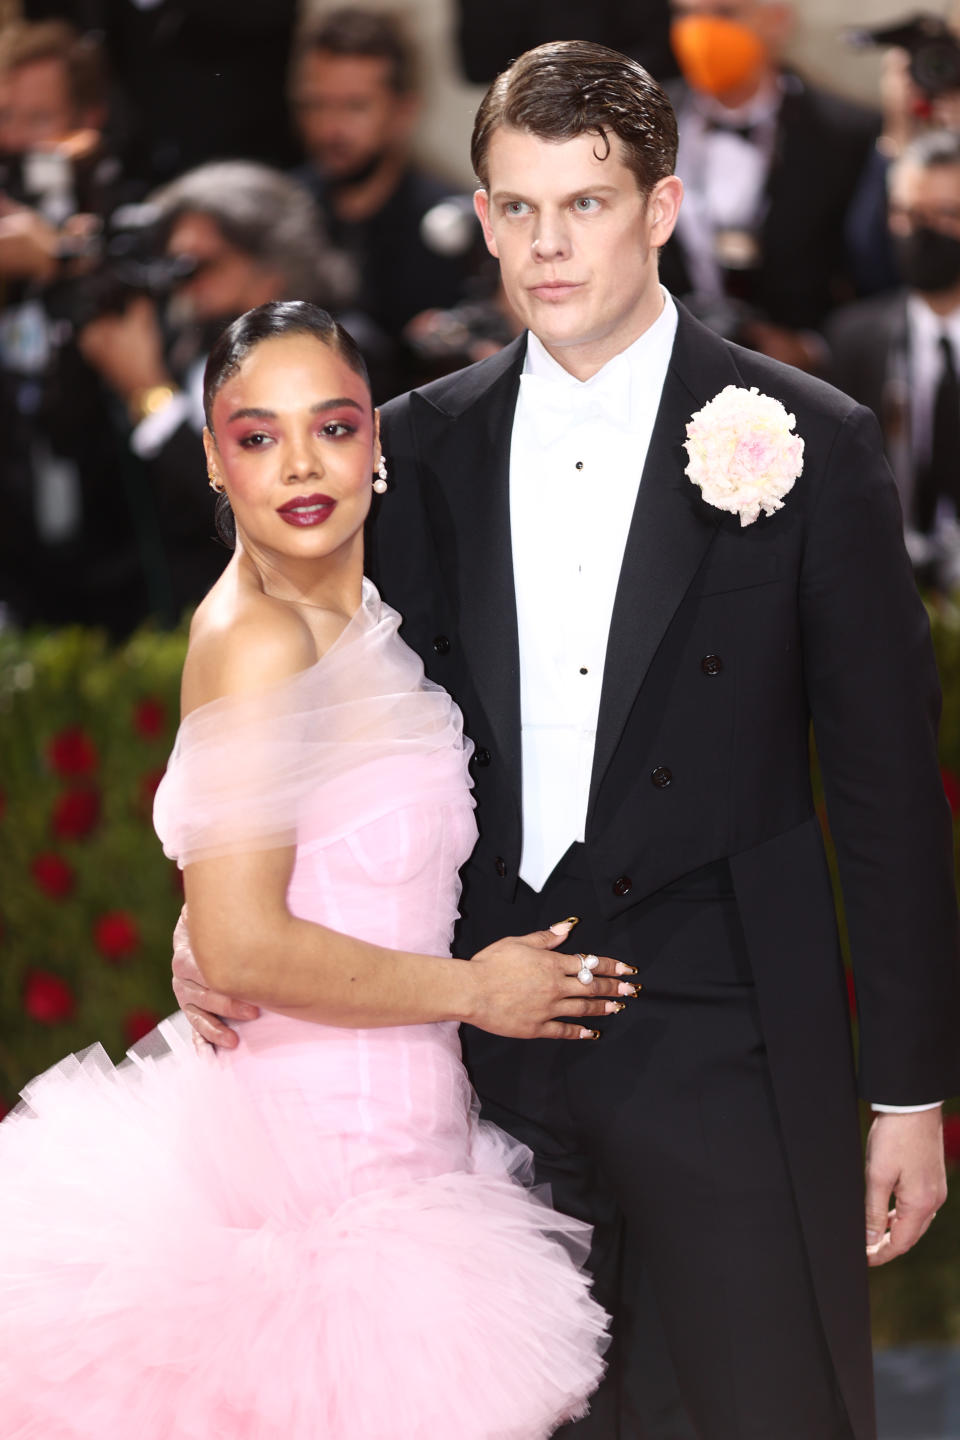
[{"x1": 371, "y1": 305, "x2": 960, "y2": 1438}]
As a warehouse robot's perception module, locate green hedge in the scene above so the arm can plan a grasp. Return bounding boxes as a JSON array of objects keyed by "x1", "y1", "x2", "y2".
[
  {"x1": 0, "y1": 623, "x2": 187, "y2": 1107},
  {"x1": 0, "y1": 607, "x2": 958, "y2": 1342}
]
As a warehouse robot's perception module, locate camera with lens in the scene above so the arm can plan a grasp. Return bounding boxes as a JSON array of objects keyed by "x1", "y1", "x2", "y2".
[
  {"x1": 42, "y1": 203, "x2": 196, "y2": 333},
  {"x1": 846, "y1": 12, "x2": 960, "y2": 99}
]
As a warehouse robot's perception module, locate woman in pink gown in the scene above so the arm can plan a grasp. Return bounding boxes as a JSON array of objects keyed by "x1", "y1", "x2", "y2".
[{"x1": 0, "y1": 302, "x2": 631, "y2": 1439}]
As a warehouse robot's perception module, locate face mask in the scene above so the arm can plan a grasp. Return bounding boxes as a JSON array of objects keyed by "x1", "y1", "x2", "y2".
[
  {"x1": 670, "y1": 15, "x2": 768, "y2": 99},
  {"x1": 894, "y1": 226, "x2": 960, "y2": 293}
]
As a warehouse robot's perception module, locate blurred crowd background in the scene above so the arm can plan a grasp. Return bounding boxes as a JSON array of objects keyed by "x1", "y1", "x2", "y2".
[{"x1": 4, "y1": 0, "x2": 960, "y2": 635}]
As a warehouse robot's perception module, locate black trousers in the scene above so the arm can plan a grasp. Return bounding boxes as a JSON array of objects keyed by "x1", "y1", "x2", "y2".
[{"x1": 459, "y1": 855, "x2": 858, "y2": 1440}]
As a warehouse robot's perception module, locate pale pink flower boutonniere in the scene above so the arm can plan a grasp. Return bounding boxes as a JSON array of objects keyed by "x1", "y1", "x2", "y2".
[{"x1": 683, "y1": 385, "x2": 805, "y2": 527}]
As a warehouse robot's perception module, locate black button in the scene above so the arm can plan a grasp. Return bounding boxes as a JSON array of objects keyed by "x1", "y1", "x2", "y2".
[
  {"x1": 651, "y1": 766, "x2": 673, "y2": 789},
  {"x1": 494, "y1": 856, "x2": 507, "y2": 877},
  {"x1": 474, "y1": 748, "x2": 491, "y2": 768},
  {"x1": 575, "y1": 460, "x2": 584, "y2": 470},
  {"x1": 432, "y1": 635, "x2": 450, "y2": 655},
  {"x1": 612, "y1": 875, "x2": 633, "y2": 896},
  {"x1": 701, "y1": 654, "x2": 723, "y2": 676}
]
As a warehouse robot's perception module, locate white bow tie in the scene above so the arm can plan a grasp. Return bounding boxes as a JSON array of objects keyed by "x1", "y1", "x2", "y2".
[{"x1": 518, "y1": 366, "x2": 634, "y2": 445}]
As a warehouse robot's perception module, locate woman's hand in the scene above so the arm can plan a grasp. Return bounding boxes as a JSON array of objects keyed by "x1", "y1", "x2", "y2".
[
  {"x1": 171, "y1": 905, "x2": 259, "y2": 1051},
  {"x1": 464, "y1": 919, "x2": 639, "y2": 1040}
]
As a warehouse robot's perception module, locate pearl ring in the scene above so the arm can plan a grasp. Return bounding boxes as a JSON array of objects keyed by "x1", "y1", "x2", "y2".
[{"x1": 576, "y1": 954, "x2": 600, "y2": 985}]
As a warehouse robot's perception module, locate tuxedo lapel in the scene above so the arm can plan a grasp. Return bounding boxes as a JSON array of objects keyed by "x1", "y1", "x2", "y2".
[
  {"x1": 587, "y1": 308, "x2": 742, "y2": 819},
  {"x1": 414, "y1": 338, "x2": 527, "y2": 807}
]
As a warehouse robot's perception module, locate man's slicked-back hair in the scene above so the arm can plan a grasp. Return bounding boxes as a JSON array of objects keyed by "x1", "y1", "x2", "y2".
[{"x1": 471, "y1": 40, "x2": 678, "y2": 198}]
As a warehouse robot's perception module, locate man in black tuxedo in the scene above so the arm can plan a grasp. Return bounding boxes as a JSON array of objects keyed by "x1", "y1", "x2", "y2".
[
  {"x1": 827, "y1": 129, "x2": 960, "y2": 594},
  {"x1": 661, "y1": 0, "x2": 879, "y2": 372},
  {"x1": 175, "y1": 41, "x2": 960, "y2": 1440}
]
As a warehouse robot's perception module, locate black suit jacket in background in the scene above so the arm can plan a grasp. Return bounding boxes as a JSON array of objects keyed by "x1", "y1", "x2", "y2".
[
  {"x1": 825, "y1": 291, "x2": 912, "y2": 510},
  {"x1": 660, "y1": 75, "x2": 881, "y2": 332},
  {"x1": 370, "y1": 305, "x2": 960, "y2": 1440}
]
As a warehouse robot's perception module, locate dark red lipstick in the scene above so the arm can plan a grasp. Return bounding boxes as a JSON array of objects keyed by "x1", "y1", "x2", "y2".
[{"x1": 276, "y1": 493, "x2": 336, "y2": 527}]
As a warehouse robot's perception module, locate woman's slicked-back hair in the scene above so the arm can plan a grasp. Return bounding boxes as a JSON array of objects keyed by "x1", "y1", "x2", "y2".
[
  {"x1": 471, "y1": 40, "x2": 678, "y2": 198},
  {"x1": 203, "y1": 300, "x2": 371, "y2": 546},
  {"x1": 203, "y1": 300, "x2": 369, "y2": 430}
]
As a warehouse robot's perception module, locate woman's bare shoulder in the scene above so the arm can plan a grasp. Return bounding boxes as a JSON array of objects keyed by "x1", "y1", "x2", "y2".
[{"x1": 181, "y1": 586, "x2": 317, "y2": 718}]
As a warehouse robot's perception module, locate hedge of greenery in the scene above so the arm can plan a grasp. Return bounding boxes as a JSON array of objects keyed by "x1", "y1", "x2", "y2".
[
  {"x1": 0, "y1": 605, "x2": 959, "y2": 1343},
  {"x1": 0, "y1": 623, "x2": 188, "y2": 1111}
]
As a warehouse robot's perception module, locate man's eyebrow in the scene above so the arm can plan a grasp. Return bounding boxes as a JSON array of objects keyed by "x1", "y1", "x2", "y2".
[
  {"x1": 226, "y1": 398, "x2": 365, "y2": 423},
  {"x1": 490, "y1": 184, "x2": 621, "y2": 205}
]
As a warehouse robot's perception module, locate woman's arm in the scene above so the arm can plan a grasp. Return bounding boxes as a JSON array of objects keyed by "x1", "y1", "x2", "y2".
[
  {"x1": 176, "y1": 601, "x2": 634, "y2": 1040},
  {"x1": 184, "y1": 845, "x2": 631, "y2": 1040}
]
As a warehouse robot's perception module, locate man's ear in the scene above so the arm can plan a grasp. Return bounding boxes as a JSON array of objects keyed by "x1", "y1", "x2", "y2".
[
  {"x1": 473, "y1": 188, "x2": 499, "y2": 258},
  {"x1": 646, "y1": 175, "x2": 684, "y2": 250}
]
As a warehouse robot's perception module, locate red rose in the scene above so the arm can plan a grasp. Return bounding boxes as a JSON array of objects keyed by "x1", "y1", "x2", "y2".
[
  {"x1": 845, "y1": 970, "x2": 857, "y2": 1021},
  {"x1": 944, "y1": 1115, "x2": 960, "y2": 1169},
  {"x1": 24, "y1": 970, "x2": 76, "y2": 1024},
  {"x1": 52, "y1": 786, "x2": 100, "y2": 841},
  {"x1": 133, "y1": 697, "x2": 167, "y2": 741},
  {"x1": 30, "y1": 852, "x2": 75, "y2": 898},
  {"x1": 93, "y1": 910, "x2": 140, "y2": 962},
  {"x1": 123, "y1": 1008, "x2": 160, "y2": 1046},
  {"x1": 47, "y1": 726, "x2": 98, "y2": 777},
  {"x1": 942, "y1": 768, "x2": 960, "y2": 819}
]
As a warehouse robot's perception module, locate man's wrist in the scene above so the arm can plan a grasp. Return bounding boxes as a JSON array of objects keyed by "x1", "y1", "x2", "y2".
[{"x1": 127, "y1": 381, "x2": 178, "y2": 426}]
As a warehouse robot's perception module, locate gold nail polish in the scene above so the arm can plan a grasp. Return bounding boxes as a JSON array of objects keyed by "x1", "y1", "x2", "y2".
[
  {"x1": 564, "y1": 916, "x2": 580, "y2": 926},
  {"x1": 605, "y1": 1001, "x2": 625, "y2": 1014}
]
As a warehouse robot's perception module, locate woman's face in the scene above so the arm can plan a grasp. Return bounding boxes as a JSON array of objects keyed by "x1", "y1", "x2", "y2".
[{"x1": 206, "y1": 333, "x2": 376, "y2": 579}]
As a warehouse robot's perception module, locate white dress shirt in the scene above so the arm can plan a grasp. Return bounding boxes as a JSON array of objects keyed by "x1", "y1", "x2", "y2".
[
  {"x1": 906, "y1": 293, "x2": 960, "y2": 472},
  {"x1": 510, "y1": 289, "x2": 678, "y2": 892}
]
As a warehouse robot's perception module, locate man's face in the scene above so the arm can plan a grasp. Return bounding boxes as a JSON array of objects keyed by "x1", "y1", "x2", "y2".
[
  {"x1": 0, "y1": 58, "x2": 78, "y2": 153},
  {"x1": 889, "y1": 162, "x2": 960, "y2": 243},
  {"x1": 291, "y1": 51, "x2": 412, "y2": 180},
  {"x1": 474, "y1": 127, "x2": 681, "y2": 374},
  {"x1": 166, "y1": 212, "x2": 280, "y2": 324}
]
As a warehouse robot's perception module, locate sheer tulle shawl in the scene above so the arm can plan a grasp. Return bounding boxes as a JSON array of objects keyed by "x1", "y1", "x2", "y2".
[{"x1": 153, "y1": 581, "x2": 474, "y2": 867}]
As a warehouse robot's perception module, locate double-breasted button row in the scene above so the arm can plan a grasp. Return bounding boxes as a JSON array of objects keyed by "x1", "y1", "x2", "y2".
[
  {"x1": 473, "y1": 748, "x2": 492, "y2": 768},
  {"x1": 433, "y1": 635, "x2": 450, "y2": 655},
  {"x1": 612, "y1": 875, "x2": 632, "y2": 896},
  {"x1": 650, "y1": 766, "x2": 673, "y2": 789},
  {"x1": 701, "y1": 653, "x2": 723, "y2": 676}
]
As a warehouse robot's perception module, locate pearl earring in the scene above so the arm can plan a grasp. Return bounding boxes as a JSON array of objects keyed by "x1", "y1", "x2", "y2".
[{"x1": 373, "y1": 457, "x2": 388, "y2": 495}]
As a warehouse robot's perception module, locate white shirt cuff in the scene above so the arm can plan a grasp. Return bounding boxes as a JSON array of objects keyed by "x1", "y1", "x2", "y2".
[
  {"x1": 130, "y1": 391, "x2": 193, "y2": 460},
  {"x1": 870, "y1": 1101, "x2": 943, "y2": 1113}
]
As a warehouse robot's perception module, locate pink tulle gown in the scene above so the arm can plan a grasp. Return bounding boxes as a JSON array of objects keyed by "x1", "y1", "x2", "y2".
[{"x1": 0, "y1": 581, "x2": 607, "y2": 1440}]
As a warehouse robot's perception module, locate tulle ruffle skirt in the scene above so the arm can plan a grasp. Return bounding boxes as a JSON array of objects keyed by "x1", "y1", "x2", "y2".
[{"x1": 0, "y1": 1020, "x2": 607, "y2": 1439}]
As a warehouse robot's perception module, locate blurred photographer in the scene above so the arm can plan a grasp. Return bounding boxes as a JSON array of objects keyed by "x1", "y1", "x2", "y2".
[
  {"x1": 828, "y1": 129, "x2": 960, "y2": 595},
  {"x1": 0, "y1": 20, "x2": 145, "y2": 635},
  {"x1": 78, "y1": 161, "x2": 356, "y2": 619},
  {"x1": 846, "y1": 9, "x2": 960, "y2": 296},
  {"x1": 289, "y1": 8, "x2": 473, "y2": 393},
  {"x1": 660, "y1": 0, "x2": 880, "y2": 371}
]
